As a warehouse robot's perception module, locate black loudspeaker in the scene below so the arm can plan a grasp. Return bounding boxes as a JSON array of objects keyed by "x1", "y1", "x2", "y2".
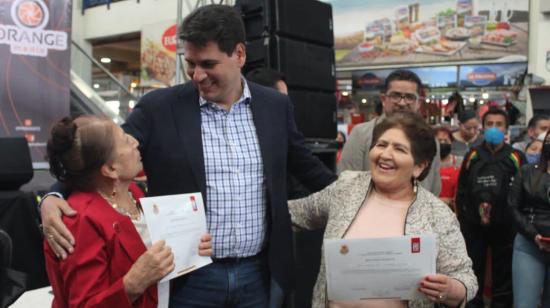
[
  {"x1": 288, "y1": 90, "x2": 336, "y2": 139},
  {"x1": 236, "y1": 0, "x2": 334, "y2": 46},
  {"x1": 0, "y1": 138, "x2": 33, "y2": 190},
  {"x1": 529, "y1": 87, "x2": 550, "y2": 116},
  {"x1": 246, "y1": 36, "x2": 335, "y2": 92}
]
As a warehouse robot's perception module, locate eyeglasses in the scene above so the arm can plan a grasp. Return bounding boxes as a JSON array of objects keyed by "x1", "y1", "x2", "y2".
[{"x1": 386, "y1": 92, "x2": 419, "y2": 104}]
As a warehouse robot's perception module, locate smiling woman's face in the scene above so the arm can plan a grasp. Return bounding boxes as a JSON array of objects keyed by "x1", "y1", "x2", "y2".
[{"x1": 369, "y1": 127, "x2": 425, "y2": 193}]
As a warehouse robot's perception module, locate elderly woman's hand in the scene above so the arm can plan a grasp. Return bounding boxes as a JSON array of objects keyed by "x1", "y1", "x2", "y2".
[
  {"x1": 123, "y1": 240, "x2": 174, "y2": 302},
  {"x1": 418, "y1": 274, "x2": 466, "y2": 307}
]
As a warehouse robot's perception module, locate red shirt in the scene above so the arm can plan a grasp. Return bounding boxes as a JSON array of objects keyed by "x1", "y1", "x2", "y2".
[{"x1": 439, "y1": 164, "x2": 460, "y2": 199}]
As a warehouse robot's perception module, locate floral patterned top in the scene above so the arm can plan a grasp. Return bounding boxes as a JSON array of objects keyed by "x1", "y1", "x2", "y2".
[{"x1": 289, "y1": 171, "x2": 478, "y2": 308}]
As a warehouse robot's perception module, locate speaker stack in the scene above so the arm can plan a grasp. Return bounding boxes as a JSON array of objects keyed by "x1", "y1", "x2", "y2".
[
  {"x1": 236, "y1": 0, "x2": 337, "y2": 141},
  {"x1": 236, "y1": 2, "x2": 336, "y2": 307}
]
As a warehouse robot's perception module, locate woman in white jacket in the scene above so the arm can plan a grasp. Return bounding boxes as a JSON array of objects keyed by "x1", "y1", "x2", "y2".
[{"x1": 289, "y1": 112, "x2": 477, "y2": 308}]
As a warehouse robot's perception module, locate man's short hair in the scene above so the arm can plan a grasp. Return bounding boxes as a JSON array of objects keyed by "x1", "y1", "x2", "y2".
[
  {"x1": 179, "y1": 4, "x2": 245, "y2": 56},
  {"x1": 383, "y1": 70, "x2": 423, "y2": 95},
  {"x1": 482, "y1": 107, "x2": 509, "y2": 128},
  {"x1": 458, "y1": 110, "x2": 478, "y2": 124},
  {"x1": 527, "y1": 114, "x2": 550, "y2": 129},
  {"x1": 245, "y1": 68, "x2": 286, "y2": 89}
]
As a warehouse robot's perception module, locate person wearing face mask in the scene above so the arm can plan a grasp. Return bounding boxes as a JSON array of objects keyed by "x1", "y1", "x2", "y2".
[
  {"x1": 523, "y1": 132, "x2": 547, "y2": 165},
  {"x1": 336, "y1": 131, "x2": 346, "y2": 163},
  {"x1": 434, "y1": 127, "x2": 459, "y2": 212},
  {"x1": 456, "y1": 108, "x2": 526, "y2": 308},
  {"x1": 507, "y1": 130, "x2": 550, "y2": 308}
]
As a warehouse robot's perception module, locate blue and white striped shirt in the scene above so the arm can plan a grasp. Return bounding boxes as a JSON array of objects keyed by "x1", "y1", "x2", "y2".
[{"x1": 199, "y1": 80, "x2": 266, "y2": 258}]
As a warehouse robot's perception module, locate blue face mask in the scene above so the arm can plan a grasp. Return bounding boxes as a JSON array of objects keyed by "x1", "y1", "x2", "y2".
[
  {"x1": 526, "y1": 153, "x2": 541, "y2": 164},
  {"x1": 484, "y1": 127, "x2": 505, "y2": 145}
]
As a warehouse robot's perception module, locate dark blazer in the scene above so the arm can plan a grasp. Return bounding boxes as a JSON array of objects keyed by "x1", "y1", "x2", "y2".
[
  {"x1": 45, "y1": 191, "x2": 157, "y2": 308},
  {"x1": 122, "y1": 81, "x2": 336, "y2": 293}
]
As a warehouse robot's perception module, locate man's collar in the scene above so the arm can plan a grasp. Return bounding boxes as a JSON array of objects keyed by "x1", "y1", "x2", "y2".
[{"x1": 199, "y1": 76, "x2": 251, "y2": 107}]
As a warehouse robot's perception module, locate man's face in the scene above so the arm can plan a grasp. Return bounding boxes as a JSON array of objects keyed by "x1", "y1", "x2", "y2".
[
  {"x1": 530, "y1": 119, "x2": 550, "y2": 139},
  {"x1": 275, "y1": 80, "x2": 288, "y2": 95},
  {"x1": 184, "y1": 41, "x2": 246, "y2": 106},
  {"x1": 381, "y1": 80, "x2": 420, "y2": 115},
  {"x1": 459, "y1": 118, "x2": 480, "y2": 140},
  {"x1": 483, "y1": 114, "x2": 507, "y2": 134}
]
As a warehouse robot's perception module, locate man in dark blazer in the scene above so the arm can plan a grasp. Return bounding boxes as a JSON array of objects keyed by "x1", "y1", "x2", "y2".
[{"x1": 41, "y1": 4, "x2": 336, "y2": 307}]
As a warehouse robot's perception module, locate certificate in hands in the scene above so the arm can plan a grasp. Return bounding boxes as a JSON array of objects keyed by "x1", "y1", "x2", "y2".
[
  {"x1": 324, "y1": 235, "x2": 436, "y2": 301},
  {"x1": 140, "y1": 193, "x2": 212, "y2": 283}
]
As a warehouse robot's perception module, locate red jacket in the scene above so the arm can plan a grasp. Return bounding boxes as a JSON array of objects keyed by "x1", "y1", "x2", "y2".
[{"x1": 44, "y1": 190, "x2": 156, "y2": 308}]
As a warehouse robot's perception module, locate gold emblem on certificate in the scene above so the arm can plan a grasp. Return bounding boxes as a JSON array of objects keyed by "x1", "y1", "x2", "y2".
[{"x1": 340, "y1": 245, "x2": 349, "y2": 255}]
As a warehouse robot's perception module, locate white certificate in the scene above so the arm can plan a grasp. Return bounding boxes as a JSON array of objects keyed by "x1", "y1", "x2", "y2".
[
  {"x1": 140, "y1": 193, "x2": 212, "y2": 283},
  {"x1": 324, "y1": 235, "x2": 436, "y2": 301}
]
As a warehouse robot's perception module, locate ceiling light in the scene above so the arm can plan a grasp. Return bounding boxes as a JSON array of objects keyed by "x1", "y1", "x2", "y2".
[
  {"x1": 442, "y1": 99, "x2": 449, "y2": 105},
  {"x1": 361, "y1": 98, "x2": 367, "y2": 104},
  {"x1": 341, "y1": 91, "x2": 349, "y2": 96},
  {"x1": 468, "y1": 96, "x2": 475, "y2": 103},
  {"x1": 425, "y1": 98, "x2": 431, "y2": 103},
  {"x1": 129, "y1": 100, "x2": 136, "y2": 108},
  {"x1": 482, "y1": 92, "x2": 489, "y2": 99},
  {"x1": 93, "y1": 83, "x2": 100, "y2": 89},
  {"x1": 100, "y1": 57, "x2": 111, "y2": 64},
  {"x1": 479, "y1": 100, "x2": 485, "y2": 105},
  {"x1": 130, "y1": 82, "x2": 137, "y2": 88},
  {"x1": 105, "y1": 100, "x2": 120, "y2": 114}
]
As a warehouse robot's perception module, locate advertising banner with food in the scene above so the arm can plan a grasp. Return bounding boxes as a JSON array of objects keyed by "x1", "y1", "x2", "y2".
[
  {"x1": 141, "y1": 20, "x2": 177, "y2": 87},
  {"x1": 353, "y1": 66, "x2": 458, "y2": 90},
  {"x1": 326, "y1": 0, "x2": 528, "y2": 69},
  {"x1": 0, "y1": 0, "x2": 71, "y2": 167}
]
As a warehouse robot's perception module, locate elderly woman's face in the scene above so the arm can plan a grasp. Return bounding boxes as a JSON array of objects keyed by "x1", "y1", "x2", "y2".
[
  {"x1": 110, "y1": 124, "x2": 143, "y2": 181},
  {"x1": 369, "y1": 128, "x2": 425, "y2": 191}
]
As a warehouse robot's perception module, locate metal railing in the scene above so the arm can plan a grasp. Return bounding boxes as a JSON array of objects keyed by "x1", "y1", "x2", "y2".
[{"x1": 70, "y1": 40, "x2": 138, "y2": 119}]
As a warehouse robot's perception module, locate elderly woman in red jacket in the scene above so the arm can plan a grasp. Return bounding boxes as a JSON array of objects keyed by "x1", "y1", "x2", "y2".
[{"x1": 44, "y1": 115, "x2": 212, "y2": 307}]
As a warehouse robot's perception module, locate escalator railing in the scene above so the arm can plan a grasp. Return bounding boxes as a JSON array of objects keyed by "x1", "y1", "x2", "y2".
[{"x1": 70, "y1": 40, "x2": 138, "y2": 122}]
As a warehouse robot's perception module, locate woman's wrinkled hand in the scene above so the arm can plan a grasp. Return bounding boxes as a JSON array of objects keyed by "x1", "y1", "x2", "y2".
[{"x1": 123, "y1": 240, "x2": 174, "y2": 302}]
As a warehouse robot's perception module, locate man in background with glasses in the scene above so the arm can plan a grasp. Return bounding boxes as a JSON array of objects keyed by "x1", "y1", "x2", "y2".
[{"x1": 338, "y1": 69, "x2": 441, "y2": 195}]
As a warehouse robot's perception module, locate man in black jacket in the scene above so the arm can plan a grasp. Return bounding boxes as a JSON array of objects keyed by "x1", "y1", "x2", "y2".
[{"x1": 457, "y1": 108, "x2": 525, "y2": 308}]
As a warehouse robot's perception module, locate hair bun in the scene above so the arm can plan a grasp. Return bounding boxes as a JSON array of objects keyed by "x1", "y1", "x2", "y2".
[
  {"x1": 49, "y1": 117, "x2": 77, "y2": 155},
  {"x1": 47, "y1": 117, "x2": 78, "y2": 181}
]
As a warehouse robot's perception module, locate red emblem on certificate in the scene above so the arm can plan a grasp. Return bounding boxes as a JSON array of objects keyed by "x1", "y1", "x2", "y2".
[
  {"x1": 190, "y1": 196, "x2": 198, "y2": 211},
  {"x1": 411, "y1": 237, "x2": 421, "y2": 253}
]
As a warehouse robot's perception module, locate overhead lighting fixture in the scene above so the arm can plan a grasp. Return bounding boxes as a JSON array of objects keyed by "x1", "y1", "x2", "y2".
[
  {"x1": 129, "y1": 100, "x2": 136, "y2": 109},
  {"x1": 479, "y1": 100, "x2": 485, "y2": 105},
  {"x1": 441, "y1": 99, "x2": 449, "y2": 105},
  {"x1": 130, "y1": 82, "x2": 138, "y2": 88},
  {"x1": 468, "y1": 96, "x2": 476, "y2": 103},
  {"x1": 100, "y1": 57, "x2": 111, "y2": 64},
  {"x1": 482, "y1": 92, "x2": 489, "y2": 99},
  {"x1": 93, "y1": 83, "x2": 100, "y2": 89},
  {"x1": 341, "y1": 91, "x2": 349, "y2": 96},
  {"x1": 360, "y1": 98, "x2": 367, "y2": 104},
  {"x1": 425, "y1": 98, "x2": 431, "y2": 103}
]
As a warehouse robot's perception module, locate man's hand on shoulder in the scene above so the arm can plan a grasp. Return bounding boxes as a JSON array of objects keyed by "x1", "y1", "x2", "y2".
[{"x1": 41, "y1": 195, "x2": 77, "y2": 259}]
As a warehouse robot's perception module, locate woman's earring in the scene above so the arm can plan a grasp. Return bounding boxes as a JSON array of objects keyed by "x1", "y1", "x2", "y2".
[{"x1": 413, "y1": 178, "x2": 418, "y2": 194}]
